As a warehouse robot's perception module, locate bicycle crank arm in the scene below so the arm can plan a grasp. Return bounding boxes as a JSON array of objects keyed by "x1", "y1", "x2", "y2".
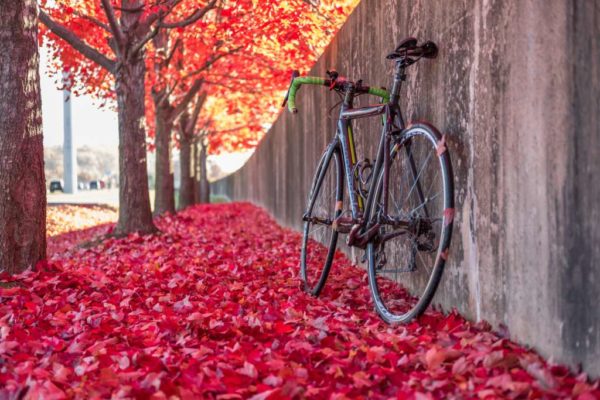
[
  {"x1": 381, "y1": 216, "x2": 412, "y2": 229},
  {"x1": 332, "y1": 216, "x2": 361, "y2": 233},
  {"x1": 302, "y1": 213, "x2": 332, "y2": 226},
  {"x1": 346, "y1": 223, "x2": 380, "y2": 249},
  {"x1": 379, "y1": 229, "x2": 409, "y2": 243}
]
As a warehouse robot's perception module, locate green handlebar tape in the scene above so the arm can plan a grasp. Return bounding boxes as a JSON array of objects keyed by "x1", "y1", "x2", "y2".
[
  {"x1": 287, "y1": 77, "x2": 391, "y2": 113},
  {"x1": 288, "y1": 77, "x2": 326, "y2": 113},
  {"x1": 368, "y1": 86, "x2": 390, "y2": 103}
]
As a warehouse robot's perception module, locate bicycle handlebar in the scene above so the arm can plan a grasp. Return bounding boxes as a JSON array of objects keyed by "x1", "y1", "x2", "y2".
[
  {"x1": 287, "y1": 77, "x2": 326, "y2": 113},
  {"x1": 281, "y1": 70, "x2": 300, "y2": 109},
  {"x1": 367, "y1": 86, "x2": 391, "y2": 103},
  {"x1": 283, "y1": 74, "x2": 390, "y2": 114}
]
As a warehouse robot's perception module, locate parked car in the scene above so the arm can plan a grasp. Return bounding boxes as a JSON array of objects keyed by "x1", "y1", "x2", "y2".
[
  {"x1": 89, "y1": 180, "x2": 99, "y2": 190},
  {"x1": 49, "y1": 180, "x2": 63, "y2": 193}
]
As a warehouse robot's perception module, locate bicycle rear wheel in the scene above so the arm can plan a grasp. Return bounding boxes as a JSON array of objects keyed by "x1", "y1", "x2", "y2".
[
  {"x1": 367, "y1": 123, "x2": 454, "y2": 323},
  {"x1": 300, "y1": 146, "x2": 344, "y2": 296}
]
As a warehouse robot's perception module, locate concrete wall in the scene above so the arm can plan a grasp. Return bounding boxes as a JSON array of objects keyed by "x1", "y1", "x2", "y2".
[{"x1": 213, "y1": 0, "x2": 600, "y2": 375}]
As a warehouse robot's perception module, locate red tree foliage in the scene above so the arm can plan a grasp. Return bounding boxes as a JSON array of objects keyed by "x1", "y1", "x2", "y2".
[
  {"x1": 39, "y1": 0, "x2": 218, "y2": 233},
  {"x1": 41, "y1": 0, "x2": 358, "y2": 214},
  {"x1": 41, "y1": 0, "x2": 357, "y2": 148},
  {"x1": 142, "y1": 0, "x2": 359, "y2": 209}
]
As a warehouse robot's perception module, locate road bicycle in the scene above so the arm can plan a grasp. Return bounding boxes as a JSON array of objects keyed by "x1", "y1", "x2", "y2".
[{"x1": 282, "y1": 38, "x2": 455, "y2": 323}]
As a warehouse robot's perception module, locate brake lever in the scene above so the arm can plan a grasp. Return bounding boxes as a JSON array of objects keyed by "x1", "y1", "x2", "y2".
[
  {"x1": 326, "y1": 69, "x2": 339, "y2": 90},
  {"x1": 281, "y1": 70, "x2": 300, "y2": 107}
]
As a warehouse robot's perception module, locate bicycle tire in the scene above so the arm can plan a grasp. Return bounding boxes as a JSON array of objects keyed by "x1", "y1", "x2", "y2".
[
  {"x1": 300, "y1": 146, "x2": 344, "y2": 296},
  {"x1": 367, "y1": 123, "x2": 454, "y2": 323}
]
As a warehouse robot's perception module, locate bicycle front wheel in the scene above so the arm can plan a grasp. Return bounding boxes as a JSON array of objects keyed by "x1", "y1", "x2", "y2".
[
  {"x1": 300, "y1": 146, "x2": 344, "y2": 296},
  {"x1": 367, "y1": 123, "x2": 454, "y2": 323}
]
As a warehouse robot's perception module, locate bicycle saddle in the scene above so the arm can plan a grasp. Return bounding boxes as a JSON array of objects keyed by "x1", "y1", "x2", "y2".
[
  {"x1": 386, "y1": 38, "x2": 438, "y2": 60},
  {"x1": 395, "y1": 37, "x2": 418, "y2": 52},
  {"x1": 386, "y1": 37, "x2": 417, "y2": 59}
]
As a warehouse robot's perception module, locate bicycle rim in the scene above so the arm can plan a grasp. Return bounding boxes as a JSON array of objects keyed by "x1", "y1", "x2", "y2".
[{"x1": 367, "y1": 123, "x2": 454, "y2": 323}]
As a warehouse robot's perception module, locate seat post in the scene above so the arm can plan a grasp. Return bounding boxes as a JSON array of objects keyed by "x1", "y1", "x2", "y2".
[{"x1": 390, "y1": 61, "x2": 406, "y2": 104}]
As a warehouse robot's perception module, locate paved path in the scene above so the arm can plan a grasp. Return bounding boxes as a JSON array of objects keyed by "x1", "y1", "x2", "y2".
[{"x1": 47, "y1": 188, "x2": 120, "y2": 207}]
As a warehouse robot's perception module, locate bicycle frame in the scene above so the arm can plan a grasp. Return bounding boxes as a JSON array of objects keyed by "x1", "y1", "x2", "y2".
[
  {"x1": 319, "y1": 63, "x2": 419, "y2": 248},
  {"x1": 338, "y1": 101, "x2": 403, "y2": 219},
  {"x1": 309, "y1": 60, "x2": 435, "y2": 249}
]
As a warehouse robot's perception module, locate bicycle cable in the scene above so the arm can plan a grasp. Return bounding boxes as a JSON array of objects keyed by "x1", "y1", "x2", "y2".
[{"x1": 327, "y1": 91, "x2": 345, "y2": 118}]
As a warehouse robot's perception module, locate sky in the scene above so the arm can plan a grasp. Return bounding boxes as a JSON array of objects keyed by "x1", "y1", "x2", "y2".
[
  {"x1": 39, "y1": 45, "x2": 252, "y2": 176},
  {"x1": 40, "y1": 46, "x2": 119, "y2": 149}
]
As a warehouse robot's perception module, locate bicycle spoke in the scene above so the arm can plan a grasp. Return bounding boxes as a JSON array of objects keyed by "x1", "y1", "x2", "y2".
[
  {"x1": 310, "y1": 224, "x2": 328, "y2": 236},
  {"x1": 379, "y1": 267, "x2": 412, "y2": 275},
  {"x1": 390, "y1": 184, "x2": 403, "y2": 217},
  {"x1": 404, "y1": 151, "x2": 433, "y2": 205},
  {"x1": 417, "y1": 251, "x2": 431, "y2": 277},
  {"x1": 408, "y1": 191, "x2": 441, "y2": 215},
  {"x1": 424, "y1": 168, "x2": 440, "y2": 198}
]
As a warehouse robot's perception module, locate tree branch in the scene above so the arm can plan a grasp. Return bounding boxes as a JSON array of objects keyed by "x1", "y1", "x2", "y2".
[
  {"x1": 203, "y1": 80, "x2": 262, "y2": 94},
  {"x1": 186, "y1": 91, "x2": 207, "y2": 133},
  {"x1": 73, "y1": 11, "x2": 111, "y2": 32},
  {"x1": 164, "y1": 39, "x2": 182, "y2": 68},
  {"x1": 140, "y1": 0, "x2": 180, "y2": 28},
  {"x1": 101, "y1": 0, "x2": 126, "y2": 47},
  {"x1": 182, "y1": 46, "x2": 243, "y2": 79},
  {"x1": 170, "y1": 78, "x2": 204, "y2": 122},
  {"x1": 164, "y1": 79, "x2": 180, "y2": 102},
  {"x1": 114, "y1": 4, "x2": 145, "y2": 13},
  {"x1": 160, "y1": 0, "x2": 217, "y2": 29},
  {"x1": 40, "y1": 11, "x2": 116, "y2": 73},
  {"x1": 129, "y1": 22, "x2": 161, "y2": 59}
]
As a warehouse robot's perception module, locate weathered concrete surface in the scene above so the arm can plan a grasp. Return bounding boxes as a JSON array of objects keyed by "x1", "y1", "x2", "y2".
[{"x1": 213, "y1": 0, "x2": 600, "y2": 375}]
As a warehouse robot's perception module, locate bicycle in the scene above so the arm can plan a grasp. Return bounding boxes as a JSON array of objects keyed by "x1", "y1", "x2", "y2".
[{"x1": 282, "y1": 38, "x2": 455, "y2": 323}]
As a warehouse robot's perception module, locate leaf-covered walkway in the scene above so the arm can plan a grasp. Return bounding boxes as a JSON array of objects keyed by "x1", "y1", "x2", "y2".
[{"x1": 1, "y1": 203, "x2": 597, "y2": 398}]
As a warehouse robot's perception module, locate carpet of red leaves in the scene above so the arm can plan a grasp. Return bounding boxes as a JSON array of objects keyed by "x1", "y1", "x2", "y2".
[{"x1": 1, "y1": 203, "x2": 598, "y2": 399}]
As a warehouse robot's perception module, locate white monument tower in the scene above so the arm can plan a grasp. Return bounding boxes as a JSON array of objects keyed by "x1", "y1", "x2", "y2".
[{"x1": 63, "y1": 72, "x2": 77, "y2": 193}]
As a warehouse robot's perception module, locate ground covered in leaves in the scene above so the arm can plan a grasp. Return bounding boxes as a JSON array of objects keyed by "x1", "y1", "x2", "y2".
[
  {"x1": 1, "y1": 203, "x2": 598, "y2": 399},
  {"x1": 47, "y1": 205, "x2": 117, "y2": 237}
]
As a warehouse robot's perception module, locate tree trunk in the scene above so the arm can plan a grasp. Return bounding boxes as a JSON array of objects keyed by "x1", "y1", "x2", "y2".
[
  {"x1": 114, "y1": 53, "x2": 156, "y2": 235},
  {"x1": 192, "y1": 141, "x2": 200, "y2": 204},
  {"x1": 0, "y1": 0, "x2": 46, "y2": 274},
  {"x1": 192, "y1": 142, "x2": 200, "y2": 204},
  {"x1": 198, "y1": 141, "x2": 210, "y2": 204},
  {"x1": 178, "y1": 133, "x2": 195, "y2": 209},
  {"x1": 153, "y1": 106, "x2": 175, "y2": 215}
]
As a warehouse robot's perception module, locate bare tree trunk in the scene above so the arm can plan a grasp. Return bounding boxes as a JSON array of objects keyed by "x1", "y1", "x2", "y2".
[
  {"x1": 193, "y1": 142, "x2": 201, "y2": 203},
  {"x1": 198, "y1": 141, "x2": 210, "y2": 204},
  {"x1": 192, "y1": 142, "x2": 199, "y2": 204},
  {"x1": 153, "y1": 107, "x2": 175, "y2": 215},
  {"x1": 0, "y1": 0, "x2": 46, "y2": 274},
  {"x1": 114, "y1": 53, "x2": 156, "y2": 235},
  {"x1": 178, "y1": 133, "x2": 194, "y2": 209}
]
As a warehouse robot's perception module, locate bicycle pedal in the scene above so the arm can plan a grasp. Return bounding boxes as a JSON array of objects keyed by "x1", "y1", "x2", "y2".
[{"x1": 333, "y1": 216, "x2": 354, "y2": 233}]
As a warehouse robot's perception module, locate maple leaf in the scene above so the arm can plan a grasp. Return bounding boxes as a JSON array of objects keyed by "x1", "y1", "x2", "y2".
[{"x1": 237, "y1": 361, "x2": 258, "y2": 379}]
